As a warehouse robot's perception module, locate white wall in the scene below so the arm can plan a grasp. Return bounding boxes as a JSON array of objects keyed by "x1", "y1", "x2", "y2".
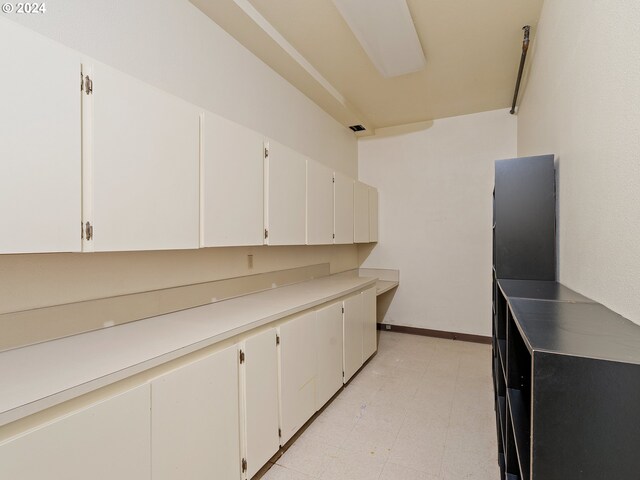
[
  {"x1": 0, "y1": 0, "x2": 358, "y2": 315},
  {"x1": 358, "y1": 110, "x2": 517, "y2": 336},
  {"x1": 518, "y1": 0, "x2": 640, "y2": 325}
]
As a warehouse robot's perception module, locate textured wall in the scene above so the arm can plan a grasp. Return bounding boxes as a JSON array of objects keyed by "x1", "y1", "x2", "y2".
[
  {"x1": 517, "y1": 0, "x2": 640, "y2": 324},
  {"x1": 359, "y1": 109, "x2": 517, "y2": 336}
]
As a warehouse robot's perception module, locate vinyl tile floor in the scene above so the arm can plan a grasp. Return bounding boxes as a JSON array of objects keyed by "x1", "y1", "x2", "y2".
[{"x1": 262, "y1": 330, "x2": 499, "y2": 480}]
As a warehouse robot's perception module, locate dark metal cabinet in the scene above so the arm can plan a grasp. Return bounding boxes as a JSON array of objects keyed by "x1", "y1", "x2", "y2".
[
  {"x1": 494, "y1": 155, "x2": 556, "y2": 281},
  {"x1": 492, "y1": 278, "x2": 640, "y2": 479}
]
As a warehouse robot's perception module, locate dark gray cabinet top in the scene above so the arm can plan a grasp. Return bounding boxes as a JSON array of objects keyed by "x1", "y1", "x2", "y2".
[
  {"x1": 498, "y1": 279, "x2": 594, "y2": 304},
  {"x1": 509, "y1": 298, "x2": 640, "y2": 364}
]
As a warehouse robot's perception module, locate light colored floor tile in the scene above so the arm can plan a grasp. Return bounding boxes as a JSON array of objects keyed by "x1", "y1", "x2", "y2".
[
  {"x1": 262, "y1": 464, "x2": 317, "y2": 480},
  {"x1": 379, "y1": 462, "x2": 440, "y2": 480},
  {"x1": 319, "y1": 448, "x2": 386, "y2": 480},
  {"x1": 270, "y1": 331, "x2": 499, "y2": 480},
  {"x1": 275, "y1": 435, "x2": 338, "y2": 478}
]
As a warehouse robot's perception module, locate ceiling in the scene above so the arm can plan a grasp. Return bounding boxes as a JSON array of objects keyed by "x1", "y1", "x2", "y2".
[{"x1": 190, "y1": 0, "x2": 544, "y2": 135}]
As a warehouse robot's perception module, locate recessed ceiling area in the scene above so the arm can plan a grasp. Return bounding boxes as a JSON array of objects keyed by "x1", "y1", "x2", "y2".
[{"x1": 190, "y1": 0, "x2": 544, "y2": 135}]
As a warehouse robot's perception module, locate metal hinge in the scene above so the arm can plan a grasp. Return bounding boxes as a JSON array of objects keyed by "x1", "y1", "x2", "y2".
[
  {"x1": 85, "y1": 221, "x2": 93, "y2": 241},
  {"x1": 264, "y1": 146, "x2": 269, "y2": 159},
  {"x1": 278, "y1": 428, "x2": 282, "y2": 438},
  {"x1": 241, "y1": 458, "x2": 247, "y2": 473},
  {"x1": 342, "y1": 307, "x2": 345, "y2": 314},
  {"x1": 264, "y1": 228, "x2": 269, "y2": 239},
  {"x1": 332, "y1": 177, "x2": 335, "y2": 183},
  {"x1": 239, "y1": 349, "x2": 245, "y2": 364},
  {"x1": 333, "y1": 233, "x2": 335, "y2": 239},
  {"x1": 84, "y1": 75, "x2": 93, "y2": 95},
  {"x1": 276, "y1": 334, "x2": 280, "y2": 346}
]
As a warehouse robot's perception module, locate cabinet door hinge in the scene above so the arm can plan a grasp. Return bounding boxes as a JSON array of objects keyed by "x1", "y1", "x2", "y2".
[
  {"x1": 85, "y1": 221, "x2": 93, "y2": 241},
  {"x1": 332, "y1": 177, "x2": 335, "y2": 183},
  {"x1": 239, "y1": 349, "x2": 245, "y2": 364},
  {"x1": 241, "y1": 458, "x2": 247, "y2": 473},
  {"x1": 278, "y1": 428, "x2": 282, "y2": 438},
  {"x1": 342, "y1": 307, "x2": 345, "y2": 314},
  {"x1": 264, "y1": 228, "x2": 269, "y2": 239},
  {"x1": 84, "y1": 75, "x2": 93, "y2": 95},
  {"x1": 332, "y1": 233, "x2": 335, "y2": 239},
  {"x1": 276, "y1": 334, "x2": 280, "y2": 346},
  {"x1": 264, "y1": 146, "x2": 269, "y2": 159}
]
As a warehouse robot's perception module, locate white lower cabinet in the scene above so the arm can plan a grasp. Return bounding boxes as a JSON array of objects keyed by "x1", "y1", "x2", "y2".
[
  {"x1": 362, "y1": 287, "x2": 378, "y2": 361},
  {"x1": 0, "y1": 385, "x2": 151, "y2": 480},
  {"x1": 278, "y1": 311, "x2": 317, "y2": 444},
  {"x1": 240, "y1": 328, "x2": 280, "y2": 479},
  {"x1": 151, "y1": 346, "x2": 241, "y2": 480},
  {"x1": 343, "y1": 293, "x2": 364, "y2": 383},
  {"x1": 343, "y1": 287, "x2": 378, "y2": 382},
  {"x1": 315, "y1": 302, "x2": 344, "y2": 409}
]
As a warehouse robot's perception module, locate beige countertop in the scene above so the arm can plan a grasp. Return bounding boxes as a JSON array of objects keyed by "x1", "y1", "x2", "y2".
[{"x1": 0, "y1": 271, "x2": 378, "y2": 427}]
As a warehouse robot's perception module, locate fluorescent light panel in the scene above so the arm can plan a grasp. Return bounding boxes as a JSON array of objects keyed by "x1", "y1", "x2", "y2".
[{"x1": 333, "y1": 0, "x2": 425, "y2": 78}]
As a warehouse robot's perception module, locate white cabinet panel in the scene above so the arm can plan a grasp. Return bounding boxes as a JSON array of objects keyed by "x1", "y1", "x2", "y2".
[
  {"x1": 265, "y1": 140, "x2": 306, "y2": 245},
  {"x1": 201, "y1": 112, "x2": 264, "y2": 247},
  {"x1": 0, "y1": 385, "x2": 151, "y2": 480},
  {"x1": 151, "y1": 346, "x2": 241, "y2": 480},
  {"x1": 369, "y1": 187, "x2": 379, "y2": 243},
  {"x1": 343, "y1": 294, "x2": 364, "y2": 383},
  {"x1": 354, "y1": 181, "x2": 370, "y2": 243},
  {"x1": 241, "y1": 328, "x2": 280, "y2": 479},
  {"x1": 306, "y1": 160, "x2": 334, "y2": 245},
  {"x1": 315, "y1": 302, "x2": 344, "y2": 409},
  {"x1": 334, "y1": 172, "x2": 354, "y2": 244},
  {"x1": 278, "y1": 311, "x2": 317, "y2": 444},
  {"x1": 0, "y1": 19, "x2": 81, "y2": 254},
  {"x1": 86, "y1": 61, "x2": 200, "y2": 252},
  {"x1": 362, "y1": 287, "x2": 378, "y2": 361}
]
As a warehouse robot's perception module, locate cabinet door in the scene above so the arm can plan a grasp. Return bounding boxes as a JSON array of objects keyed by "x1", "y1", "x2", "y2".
[
  {"x1": 0, "y1": 385, "x2": 151, "y2": 480},
  {"x1": 241, "y1": 328, "x2": 280, "y2": 479},
  {"x1": 86, "y1": 61, "x2": 200, "y2": 251},
  {"x1": 343, "y1": 294, "x2": 364, "y2": 383},
  {"x1": 151, "y1": 346, "x2": 241, "y2": 480},
  {"x1": 369, "y1": 187, "x2": 379, "y2": 243},
  {"x1": 354, "y1": 181, "x2": 370, "y2": 243},
  {"x1": 278, "y1": 311, "x2": 317, "y2": 444},
  {"x1": 334, "y1": 172, "x2": 354, "y2": 244},
  {"x1": 315, "y1": 302, "x2": 344, "y2": 409},
  {"x1": 265, "y1": 140, "x2": 306, "y2": 245},
  {"x1": 362, "y1": 287, "x2": 378, "y2": 361},
  {"x1": 306, "y1": 160, "x2": 334, "y2": 245},
  {"x1": 201, "y1": 112, "x2": 264, "y2": 247},
  {"x1": 0, "y1": 19, "x2": 81, "y2": 254}
]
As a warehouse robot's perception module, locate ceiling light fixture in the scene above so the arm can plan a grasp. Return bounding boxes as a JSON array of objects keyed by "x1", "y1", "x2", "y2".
[{"x1": 333, "y1": 0, "x2": 425, "y2": 78}]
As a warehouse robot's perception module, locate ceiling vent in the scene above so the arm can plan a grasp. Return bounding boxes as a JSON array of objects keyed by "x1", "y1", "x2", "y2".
[{"x1": 349, "y1": 124, "x2": 366, "y2": 132}]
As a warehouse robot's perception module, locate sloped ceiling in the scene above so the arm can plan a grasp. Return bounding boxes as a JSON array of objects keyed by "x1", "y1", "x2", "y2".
[{"x1": 191, "y1": 0, "x2": 544, "y2": 135}]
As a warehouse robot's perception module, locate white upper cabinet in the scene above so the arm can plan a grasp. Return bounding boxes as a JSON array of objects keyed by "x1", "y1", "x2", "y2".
[
  {"x1": 151, "y1": 346, "x2": 241, "y2": 480},
  {"x1": 201, "y1": 112, "x2": 264, "y2": 247},
  {"x1": 306, "y1": 160, "x2": 334, "y2": 245},
  {"x1": 354, "y1": 181, "x2": 370, "y2": 243},
  {"x1": 0, "y1": 20, "x2": 81, "y2": 254},
  {"x1": 333, "y1": 172, "x2": 355, "y2": 244},
  {"x1": 0, "y1": 385, "x2": 151, "y2": 480},
  {"x1": 264, "y1": 140, "x2": 307, "y2": 245},
  {"x1": 278, "y1": 311, "x2": 317, "y2": 444},
  {"x1": 84, "y1": 61, "x2": 200, "y2": 252},
  {"x1": 369, "y1": 187, "x2": 379, "y2": 243}
]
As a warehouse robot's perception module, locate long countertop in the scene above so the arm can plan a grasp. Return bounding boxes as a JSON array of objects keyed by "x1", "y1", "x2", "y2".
[{"x1": 0, "y1": 271, "x2": 378, "y2": 427}]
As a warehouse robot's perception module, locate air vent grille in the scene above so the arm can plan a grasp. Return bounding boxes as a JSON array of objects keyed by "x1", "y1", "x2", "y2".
[{"x1": 349, "y1": 125, "x2": 366, "y2": 132}]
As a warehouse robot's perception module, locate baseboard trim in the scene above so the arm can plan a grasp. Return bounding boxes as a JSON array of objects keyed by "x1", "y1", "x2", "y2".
[{"x1": 377, "y1": 323, "x2": 491, "y2": 345}]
